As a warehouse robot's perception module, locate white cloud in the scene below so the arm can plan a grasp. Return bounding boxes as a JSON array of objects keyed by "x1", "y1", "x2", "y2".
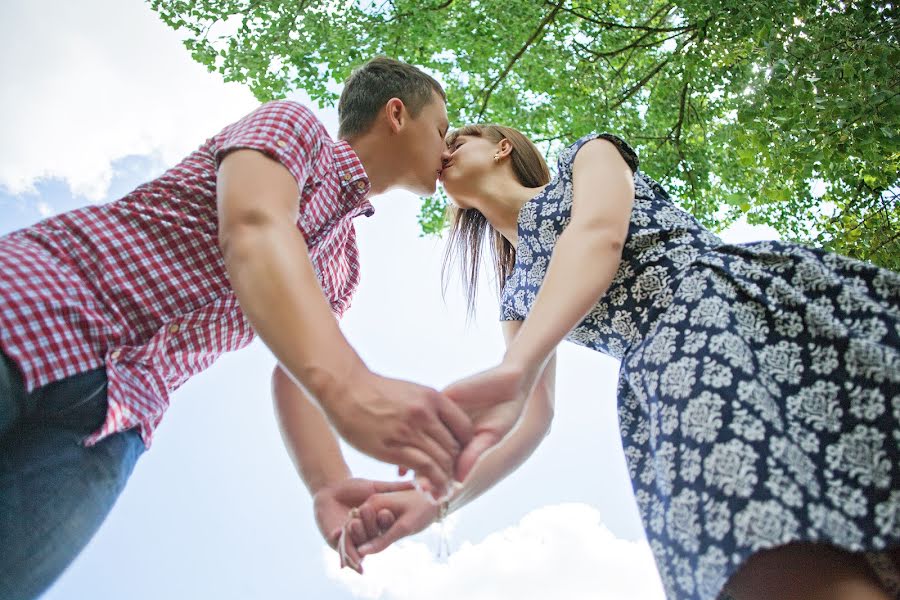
[
  {"x1": 0, "y1": 0, "x2": 258, "y2": 200},
  {"x1": 324, "y1": 503, "x2": 665, "y2": 600}
]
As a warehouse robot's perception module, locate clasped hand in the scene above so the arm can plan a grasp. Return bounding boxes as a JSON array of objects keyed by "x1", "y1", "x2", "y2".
[{"x1": 319, "y1": 363, "x2": 534, "y2": 572}]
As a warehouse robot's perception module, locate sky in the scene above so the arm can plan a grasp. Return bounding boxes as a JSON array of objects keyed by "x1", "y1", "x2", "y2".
[{"x1": 0, "y1": 2, "x2": 780, "y2": 599}]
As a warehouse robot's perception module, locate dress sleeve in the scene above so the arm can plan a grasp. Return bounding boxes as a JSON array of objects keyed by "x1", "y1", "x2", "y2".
[
  {"x1": 498, "y1": 277, "x2": 524, "y2": 321},
  {"x1": 559, "y1": 133, "x2": 639, "y2": 175},
  {"x1": 499, "y1": 303, "x2": 523, "y2": 322},
  {"x1": 214, "y1": 100, "x2": 324, "y2": 188}
]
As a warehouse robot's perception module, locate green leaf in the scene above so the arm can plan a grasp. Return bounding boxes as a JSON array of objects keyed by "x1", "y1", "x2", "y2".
[{"x1": 147, "y1": 0, "x2": 900, "y2": 271}]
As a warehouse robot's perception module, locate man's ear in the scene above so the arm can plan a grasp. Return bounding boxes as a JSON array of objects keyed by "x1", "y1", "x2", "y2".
[{"x1": 384, "y1": 97, "x2": 406, "y2": 133}]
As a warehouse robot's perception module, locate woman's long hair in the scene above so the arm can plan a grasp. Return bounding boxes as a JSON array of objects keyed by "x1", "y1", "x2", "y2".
[{"x1": 441, "y1": 125, "x2": 550, "y2": 317}]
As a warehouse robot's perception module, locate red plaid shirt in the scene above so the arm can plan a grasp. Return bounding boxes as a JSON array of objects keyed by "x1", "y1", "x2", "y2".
[{"x1": 0, "y1": 101, "x2": 373, "y2": 447}]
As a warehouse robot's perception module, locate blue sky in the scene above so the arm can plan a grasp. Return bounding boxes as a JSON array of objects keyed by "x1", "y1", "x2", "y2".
[{"x1": 0, "y1": 1, "x2": 780, "y2": 598}]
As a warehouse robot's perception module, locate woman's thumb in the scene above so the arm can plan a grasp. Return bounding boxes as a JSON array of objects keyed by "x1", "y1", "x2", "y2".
[{"x1": 454, "y1": 432, "x2": 498, "y2": 482}]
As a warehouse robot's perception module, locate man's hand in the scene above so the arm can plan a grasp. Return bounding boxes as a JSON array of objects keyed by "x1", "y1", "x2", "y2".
[
  {"x1": 313, "y1": 478, "x2": 413, "y2": 573},
  {"x1": 321, "y1": 368, "x2": 473, "y2": 498}
]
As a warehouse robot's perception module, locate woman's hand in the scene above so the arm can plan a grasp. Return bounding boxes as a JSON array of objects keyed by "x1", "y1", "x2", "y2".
[
  {"x1": 346, "y1": 489, "x2": 441, "y2": 558},
  {"x1": 313, "y1": 478, "x2": 413, "y2": 573},
  {"x1": 322, "y1": 369, "x2": 472, "y2": 500},
  {"x1": 443, "y1": 362, "x2": 537, "y2": 481}
]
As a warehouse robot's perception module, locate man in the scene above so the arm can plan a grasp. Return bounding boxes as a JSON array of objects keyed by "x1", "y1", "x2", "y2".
[{"x1": 0, "y1": 57, "x2": 472, "y2": 599}]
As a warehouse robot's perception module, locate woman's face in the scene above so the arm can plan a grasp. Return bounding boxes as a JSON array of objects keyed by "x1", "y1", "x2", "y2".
[{"x1": 440, "y1": 134, "x2": 498, "y2": 208}]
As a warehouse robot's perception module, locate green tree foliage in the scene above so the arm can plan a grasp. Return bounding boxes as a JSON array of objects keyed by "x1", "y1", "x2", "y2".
[{"x1": 150, "y1": 0, "x2": 899, "y2": 269}]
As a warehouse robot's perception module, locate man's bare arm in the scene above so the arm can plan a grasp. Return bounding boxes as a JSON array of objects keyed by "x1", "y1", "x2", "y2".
[{"x1": 216, "y1": 149, "x2": 472, "y2": 492}]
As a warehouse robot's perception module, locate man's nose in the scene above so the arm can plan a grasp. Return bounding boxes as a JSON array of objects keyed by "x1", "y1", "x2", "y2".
[{"x1": 441, "y1": 148, "x2": 452, "y2": 163}]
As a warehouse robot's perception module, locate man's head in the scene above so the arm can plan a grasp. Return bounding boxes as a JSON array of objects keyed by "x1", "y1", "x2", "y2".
[{"x1": 339, "y1": 57, "x2": 450, "y2": 195}]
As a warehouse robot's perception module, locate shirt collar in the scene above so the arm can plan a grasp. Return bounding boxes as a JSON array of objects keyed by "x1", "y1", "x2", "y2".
[{"x1": 333, "y1": 139, "x2": 374, "y2": 218}]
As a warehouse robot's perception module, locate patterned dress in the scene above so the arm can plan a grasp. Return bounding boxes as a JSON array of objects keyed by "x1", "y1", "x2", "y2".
[{"x1": 499, "y1": 134, "x2": 900, "y2": 599}]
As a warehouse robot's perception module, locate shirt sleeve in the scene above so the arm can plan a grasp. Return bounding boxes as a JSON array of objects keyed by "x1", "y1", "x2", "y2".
[{"x1": 215, "y1": 100, "x2": 324, "y2": 188}]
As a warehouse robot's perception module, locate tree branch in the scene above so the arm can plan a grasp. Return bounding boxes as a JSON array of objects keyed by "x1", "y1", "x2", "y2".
[
  {"x1": 670, "y1": 78, "x2": 690, "y2": 143},
  {"x1": 610, "y1": 29, "x2": 661, "y2": 85},
  {"x1": 386, "y1": 0, "x2": 454, "y2": 22},
  {"x1": 607, "y1": 24, "x2": 701, "y2": 112},
  {"x1": 574, "y1": 29, "x2": 689, "y2": 62},
  {"x1": 558, "y1": 2, "x2": 690, "y2": 33},
  {"x1": 868, "y1": 229, "x2": 900, "y2": 256},
  {"x1": 476, "y1": 4, "x2": 561, "y2": 119},
  {"x1": 610, "y1": 57, "x2": 671, "y2": 111}
]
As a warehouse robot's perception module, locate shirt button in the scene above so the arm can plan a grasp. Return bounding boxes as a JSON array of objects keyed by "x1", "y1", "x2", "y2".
[
  {"x1": 168, "y1": 324, "x2": 180, "y2": 333},
  {"x1": 342, "y1": 173, "x2": 352, "y2": 182},
  {"x1": 276, "y1": 139, "x2": 287, "y2": 148},
  {"x1": 356, "y1": 181, "x2": 366, "y2": 191},
  {"x1": 110, "y1": 349, "x2": 122, "y2": 360}
]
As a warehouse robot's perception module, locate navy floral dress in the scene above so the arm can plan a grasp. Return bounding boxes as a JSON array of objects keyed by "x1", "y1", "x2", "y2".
[{"x1": 499, "y1": 134, "x2": 900, "y2": 599}]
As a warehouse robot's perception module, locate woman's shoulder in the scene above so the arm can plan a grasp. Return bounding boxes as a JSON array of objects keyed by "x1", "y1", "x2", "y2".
[{"x1": 558, "y1": 133, "x2": 639, "y2": 176}]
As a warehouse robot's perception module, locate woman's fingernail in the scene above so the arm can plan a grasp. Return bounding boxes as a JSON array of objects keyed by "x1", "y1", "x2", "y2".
[{"x1": 359, "y1": 543, "x2": 372, "y2": 554}]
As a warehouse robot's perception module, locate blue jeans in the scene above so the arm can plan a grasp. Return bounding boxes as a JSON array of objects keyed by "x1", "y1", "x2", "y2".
[{"x1": 0, "y1": 351, "x2": 144, "y2": 600}]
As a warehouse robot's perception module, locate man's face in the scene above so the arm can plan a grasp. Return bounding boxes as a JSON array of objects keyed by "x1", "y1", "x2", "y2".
[{"x1": 397, "y1": 91, "x2": 451, "y2": 196}]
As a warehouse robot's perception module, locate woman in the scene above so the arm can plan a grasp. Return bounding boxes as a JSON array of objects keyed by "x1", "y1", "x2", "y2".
[{"x1": 345, "y1": 125, "x2": 900, "y2": 600}]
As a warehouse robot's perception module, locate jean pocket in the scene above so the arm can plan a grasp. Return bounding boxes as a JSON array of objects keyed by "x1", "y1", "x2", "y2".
[{"x1": 30, "y1": 368, "x2": 109, "y2": 429}]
